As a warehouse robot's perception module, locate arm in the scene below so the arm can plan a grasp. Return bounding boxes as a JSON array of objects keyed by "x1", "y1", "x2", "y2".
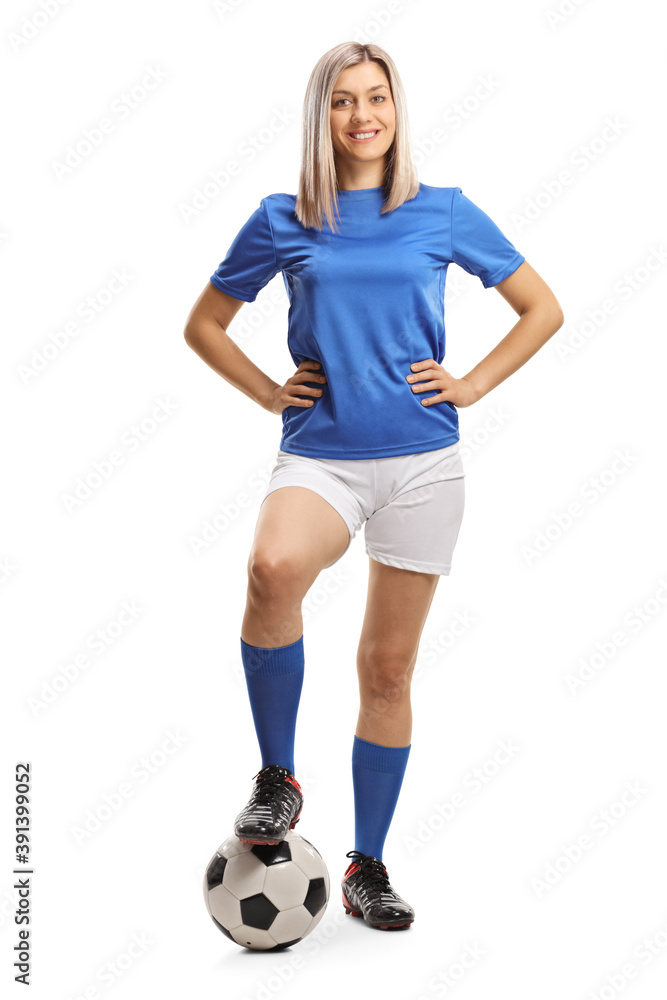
[
  {"x1": 183, "y1": 283, "x2": 281, "y2": 411},
  {"x1": 461, "y1": 260, "x2": 564, "y2": 404},
  {"x1": 407, "y1": 260, "x2": 564, "y2": 407},
  {"x1": 184, "y1": 283, "x2": 325, "y2": 414}
]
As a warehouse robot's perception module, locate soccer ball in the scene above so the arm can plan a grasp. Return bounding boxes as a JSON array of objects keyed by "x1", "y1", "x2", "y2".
[{"x1": 203, "y1": 830, "x2": 330, "y2": 950}]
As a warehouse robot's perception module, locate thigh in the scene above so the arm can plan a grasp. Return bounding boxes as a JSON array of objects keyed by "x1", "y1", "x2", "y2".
[
  {"x1": 249, "y1": 486, "x2": 351, "y2": 587},
  {"x1": 357, "y1": 558, "x2": 440, "y2": 667}
]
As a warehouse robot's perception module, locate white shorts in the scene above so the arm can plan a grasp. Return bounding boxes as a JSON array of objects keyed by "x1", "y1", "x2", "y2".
[{"x1": 260, "y1": 442, "x2": 465, "y2": 576}]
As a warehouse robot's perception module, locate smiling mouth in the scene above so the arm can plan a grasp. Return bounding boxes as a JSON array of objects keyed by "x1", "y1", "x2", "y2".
[{"x1": 346, "y1": 129, "x2": 380, "y2": 142}]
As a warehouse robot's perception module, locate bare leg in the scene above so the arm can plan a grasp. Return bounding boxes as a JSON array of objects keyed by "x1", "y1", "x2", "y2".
[
  {"x1": 241, "y1": 486, "x2": 351, "y2": 647},
  {"x1": 355, "y1": 558, "x2": 441, "y2": 746}
]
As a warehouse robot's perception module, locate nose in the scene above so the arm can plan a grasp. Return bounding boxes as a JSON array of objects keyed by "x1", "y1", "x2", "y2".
[{"x1": 350, "y1": 102, "x2": 375, "y2": 125}]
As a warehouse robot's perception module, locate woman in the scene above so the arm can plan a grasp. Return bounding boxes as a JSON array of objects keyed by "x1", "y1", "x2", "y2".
[{"x1": 184, "y1": 41, "x2": 563, "y2": 932}]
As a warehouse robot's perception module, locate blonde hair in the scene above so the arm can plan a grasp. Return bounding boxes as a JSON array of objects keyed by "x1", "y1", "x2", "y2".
[{"x1": 295, "y1": 41, "x2": 420, "y2": 232}]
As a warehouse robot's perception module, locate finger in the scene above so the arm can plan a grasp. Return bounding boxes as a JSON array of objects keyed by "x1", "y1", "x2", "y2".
[
  {"x1": 288, "y1": 379, "x2": 325, "y2": 397},
  {"x1": 409, "y1": 378, "x2": 443, "y2": 392},
  {"x1": 407, "y1": 369, "x2": 438, "y2": 384},
  {"x1": 287, "y1": 394, "x2": 317, "y2": 407},
  {"x1": 294, "y1": 384, "x2": 324, "y2": 397},
  {"x1": 408, "y1": 359, "x2": 434, "y2": 372},
  {"x1": 419, "y1": 392, "x2": 449, "y2": 406},
  {"x1": 294, "y1": 370, "x2": 327, "y2": 384}
]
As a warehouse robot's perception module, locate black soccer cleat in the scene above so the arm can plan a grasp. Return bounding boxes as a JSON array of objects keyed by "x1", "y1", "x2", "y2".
[
  {"x1": 233, "y1": 764, "x2": 304, "y2": 846},
  {"x1": 341, "y1": 850, "x2": 415, "y2": 930}
]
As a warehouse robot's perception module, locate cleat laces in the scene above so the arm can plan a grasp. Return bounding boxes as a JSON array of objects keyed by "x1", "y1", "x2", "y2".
[
  {"x1": 345, "y1": 850, "x2": 391, "y2": 897},
  {"x1": 251, "y1": 765, "x2": 293, "y2": 804}
]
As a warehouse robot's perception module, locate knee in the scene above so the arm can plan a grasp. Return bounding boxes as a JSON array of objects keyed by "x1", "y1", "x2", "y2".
[
  {"x1": 357, "y1": 642, "x2": 415, "y2": 703},
  {"x1": 247, "y1": 548, "x2": 306, "y2": 602}
]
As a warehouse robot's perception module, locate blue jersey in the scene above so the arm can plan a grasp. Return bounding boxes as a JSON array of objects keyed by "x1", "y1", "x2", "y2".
[{"x1": 210, "y1": 182, "x2": 524, "y2": 459}]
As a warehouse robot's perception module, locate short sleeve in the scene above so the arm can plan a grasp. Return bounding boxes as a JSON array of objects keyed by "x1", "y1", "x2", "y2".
[
  {"x1": 450, "y1": 187, "x2": 525, "y2": 288},
  {"x1": 209, "y1": 198, "x2": 279, "y2": 302}
]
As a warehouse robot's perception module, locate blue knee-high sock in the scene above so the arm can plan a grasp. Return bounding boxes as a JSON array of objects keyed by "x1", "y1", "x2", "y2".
[
  {"x1": 352, "y1": 735, "x2": 411, "y2": 862},
  {"x1": 240, "y1": 635, "x2": 304, "y2": 775}
]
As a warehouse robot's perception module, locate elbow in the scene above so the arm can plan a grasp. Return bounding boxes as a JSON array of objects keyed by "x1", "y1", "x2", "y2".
[
  {"x1": 529, "y1": 296, "x2": 564, "y2": 333},
  {"x1": 544, "y1": 287, "x2": 565, "y2": 330},
  {"x1": 551, "y1": 300, "x2": 565, "y2": 332},
  {"x1": 184, "y1": 324, "x2": 200, "y2": 348},
  {"x1": 184, "y1": 321, "x2": 229, "y2": 346},
  {"x1": 542, "y1": 303, "x2": 565, "y2": 343}
]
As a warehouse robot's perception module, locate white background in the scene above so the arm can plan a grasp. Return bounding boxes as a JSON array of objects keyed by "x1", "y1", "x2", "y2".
[{"x1": 2, "y1": 0, "x2": 666, "y2": 997}]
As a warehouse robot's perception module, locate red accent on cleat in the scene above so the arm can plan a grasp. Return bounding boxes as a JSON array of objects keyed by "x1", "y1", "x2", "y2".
[
  {"x1": 289, "y1": 799, "x2": 303, "y2": 830},
  {"x1": 342, "y1": 890, "x2": 362, "y2": 916},
  {"x1": 285, "y1": 774, "x2": 303, "y2": 795}
]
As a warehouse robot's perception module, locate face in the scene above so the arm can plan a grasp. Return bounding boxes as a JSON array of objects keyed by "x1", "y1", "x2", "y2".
[{"x1": 329, "y1": 61, "x2": 396, "y2": 173}]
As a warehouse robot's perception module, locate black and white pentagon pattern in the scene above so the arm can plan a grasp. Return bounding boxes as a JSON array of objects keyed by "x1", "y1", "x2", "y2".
[{"x1": 204, "y1": 830, "x2": 330, "y2": 950}]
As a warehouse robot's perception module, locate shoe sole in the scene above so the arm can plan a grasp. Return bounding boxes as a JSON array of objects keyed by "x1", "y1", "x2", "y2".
[{"x1": 341, "y1": 890, "x2": 413, "y2": 930}]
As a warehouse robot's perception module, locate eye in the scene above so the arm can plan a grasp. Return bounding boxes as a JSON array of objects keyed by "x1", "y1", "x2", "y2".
[{"x1": 332, "y1": 95, "x2": 387, "y2": 107}]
